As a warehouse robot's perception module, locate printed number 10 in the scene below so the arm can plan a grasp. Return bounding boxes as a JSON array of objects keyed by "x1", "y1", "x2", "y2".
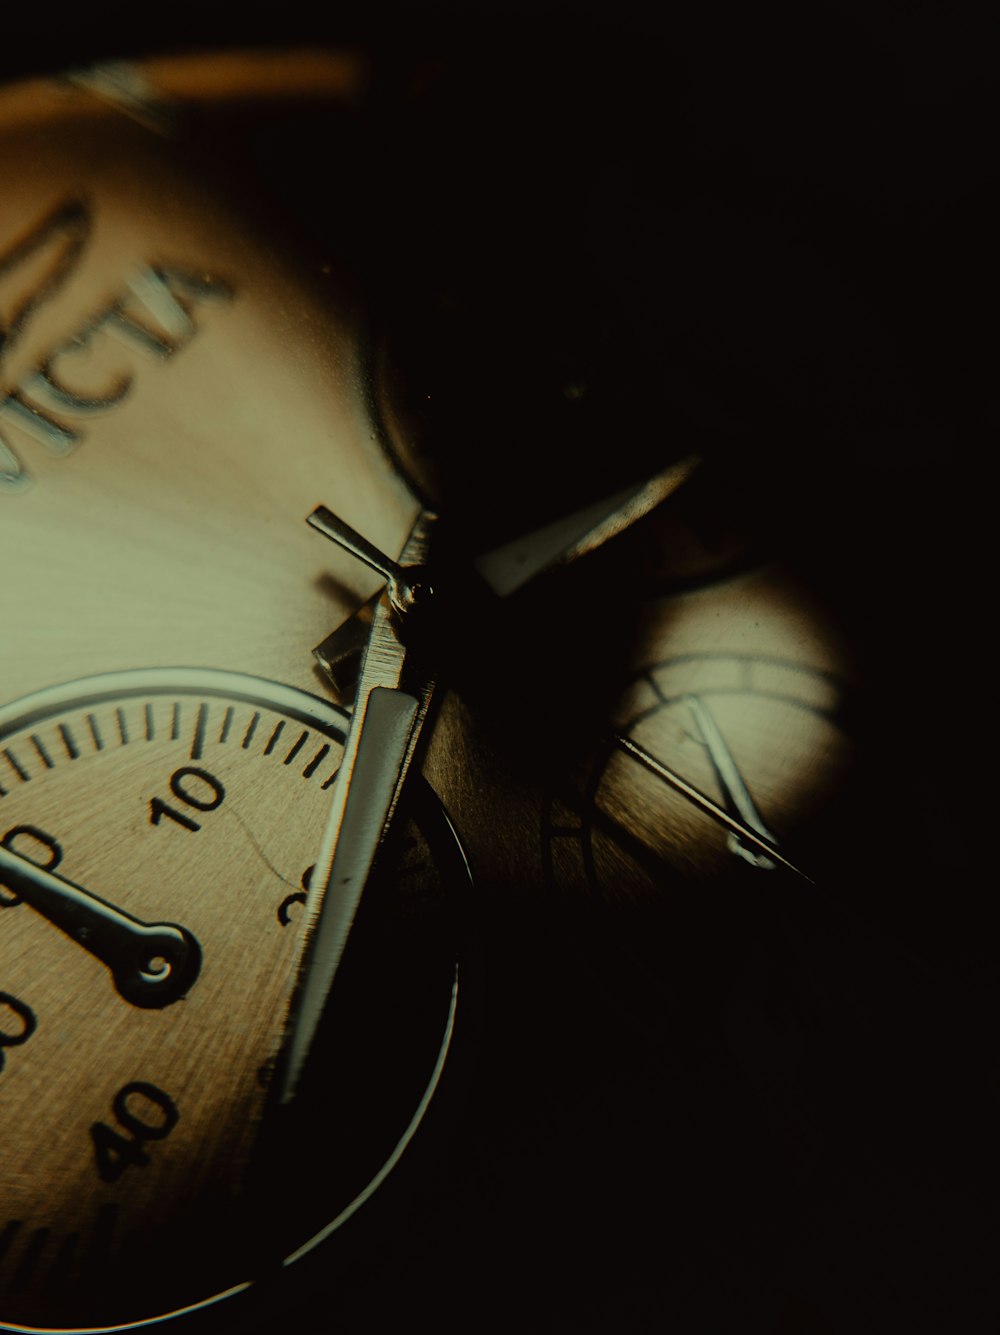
[{"x1": 149, "y1": 767, "x2": 226, "y2": 833}]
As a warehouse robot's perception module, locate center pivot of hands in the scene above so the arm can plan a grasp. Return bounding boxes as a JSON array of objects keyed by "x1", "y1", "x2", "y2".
[
  {"x1": 307, "y1": 505, "x2": 438, "y2": 626},
  {"x1": 388, "y1": 567, "x2": 435, "y2": 620}
]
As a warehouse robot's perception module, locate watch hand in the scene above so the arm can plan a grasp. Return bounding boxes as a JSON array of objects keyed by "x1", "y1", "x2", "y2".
[
  {"x1": 682, "y1": 694, "x2": 779, "y2": 869},
  {"x1": 610, "y1": 732, "x2": 813, "y2": 884},
  {"x1": 307, "y1": 505, "x2": 433, "y2": 616},
  {"x1": 279, "y1": 508, "x2": 437, "y2": 1102},
  {"x1": 279, "y1": 687, "x2": 420, "y2": 1101},
  {"x1": 0, "y1": 845, "x2": 201, "y2": 1007},
  {"x1": 474, "y1": 453, "x2": 700, "y2": 596}
]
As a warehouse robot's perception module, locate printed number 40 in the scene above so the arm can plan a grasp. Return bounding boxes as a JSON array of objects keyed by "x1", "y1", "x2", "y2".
[{"x1": 91, "y1": 1081, "x2": 179, "y2": 1183}]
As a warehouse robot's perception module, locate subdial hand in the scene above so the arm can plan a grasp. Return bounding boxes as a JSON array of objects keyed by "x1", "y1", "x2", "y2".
[
  {"x1": 0, "y1": 846, "x2": 202, "y2": 1008},
  {"x1": 681, "y1": 694, "x2": 779, "y2": 870},
  {"x1": 611, "y1": 732, "x2": 813, "y2": 883}
]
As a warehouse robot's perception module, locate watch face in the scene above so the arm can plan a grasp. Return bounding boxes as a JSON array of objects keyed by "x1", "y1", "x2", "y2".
[{"x1": 0, "y1": 28, "x2": 994, "y2": 1335}]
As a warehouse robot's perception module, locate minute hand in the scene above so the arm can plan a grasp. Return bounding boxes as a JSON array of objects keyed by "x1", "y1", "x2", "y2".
[{"x1": 278, "y1": 509, "x2": 437, "y2": 1102}]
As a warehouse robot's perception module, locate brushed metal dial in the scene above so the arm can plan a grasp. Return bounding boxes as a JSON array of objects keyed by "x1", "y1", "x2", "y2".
[{"x1": 0, "y1": 667, "x2": 464, "y2": 1329}]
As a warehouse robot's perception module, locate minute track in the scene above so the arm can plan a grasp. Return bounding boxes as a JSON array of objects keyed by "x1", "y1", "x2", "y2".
[{"x1": 0, "y1": 693, "x2": 346, "y2": 792}]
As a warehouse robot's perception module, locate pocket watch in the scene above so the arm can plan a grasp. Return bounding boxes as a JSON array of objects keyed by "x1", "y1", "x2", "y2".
[{"x1": 0, "y1": 33, "x2": 994, "y2": 1335}]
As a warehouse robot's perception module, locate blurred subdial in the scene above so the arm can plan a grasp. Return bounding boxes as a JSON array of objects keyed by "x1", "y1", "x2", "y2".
[{"x1": 543, "y1": 565, "x2": 857, "y2": 903}]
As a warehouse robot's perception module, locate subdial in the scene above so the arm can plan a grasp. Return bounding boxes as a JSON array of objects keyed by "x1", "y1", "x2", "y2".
[
  {"x1": 0, "y1": 667, "x2": 467, "y2": 1331},
  {"x1": 544, "y1": 567, "x2": 857, "y2": 904}
]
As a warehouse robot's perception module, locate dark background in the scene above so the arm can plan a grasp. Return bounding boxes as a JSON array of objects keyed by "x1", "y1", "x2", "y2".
[{"x1": 2, "y1": 6, "x2": 995, "y2": 1332}]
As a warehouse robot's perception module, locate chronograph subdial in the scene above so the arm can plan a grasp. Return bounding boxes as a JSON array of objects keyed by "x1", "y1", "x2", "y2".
[
  {"x1": 544, "y1": 649, "x2": 853, "y2": 899},
  {"x1": 540, "y1": 564, "x2": 860, "y2": 1038},
  {"x1": 0, "y1": 668, "x2": 469, "y2": 1331}
]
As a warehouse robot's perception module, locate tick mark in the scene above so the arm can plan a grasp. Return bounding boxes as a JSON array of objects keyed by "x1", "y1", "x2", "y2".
[
  {"x1": 116, "y1": 707, "x2": 129, "y2": 745},
  {"x1": 49, "y1": 1229, "x2": 79, "y2": 1285},
  {"x1": 283, "y1": 730, "x2": 308, "y2": 765},
  {"x1": 219, "y1": 705, "x2": 234, "y2": 744},
  {"x1": 0, "y1": 1220, "x2": 22, "y2": 1268},
  {"x1": 59, "y1": 722, "x2": 80, "y2": 759},
  {"x1": 242, "y1": 711, "x2": 261, "y2": 750},
  {"x1": 145, "y1": 703, "x2": 154, "y2": 741},
  {"x1": 84, "y1": 1202, "x2": 118, "y2": 1275},
  {"x1": 3, "y1": 749, "x2": 29, "y2": 782},
  {"x1": 303, "y1": 744, "x2": 330, "y2": 779},
  {"x1": 648, "y1": 670, "x2": 670, "y2": 703},
  {"x1": 87, "y1": 713, "x2": 104, "y2": 751},
  {"x1": 264, "y1": 721, "x2": 285, "y2": 756},
  {"x1": 30, "y1": 735, "x2": 54, "y2": 769},
  {"x1": 170, "y1": 702, "x2": 180, "y2": 741},
  {"x1": 12, "y1": 1226, "x2": 49, "y2": 1291},
  {"x1": 191, "y1": 702, "x2": 207, "y2": 761}
]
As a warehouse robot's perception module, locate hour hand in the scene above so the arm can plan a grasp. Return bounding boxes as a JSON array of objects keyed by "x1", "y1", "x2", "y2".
[{"x1": 473, "y1": 454, "x2": 699, "y2": 596}]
